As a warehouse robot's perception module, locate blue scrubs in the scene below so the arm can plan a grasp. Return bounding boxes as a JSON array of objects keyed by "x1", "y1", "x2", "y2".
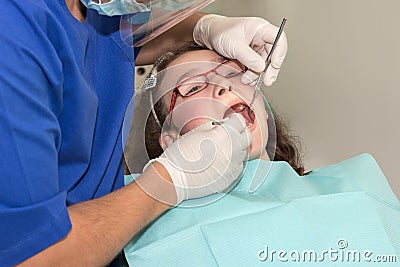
[{"x1": 0, "y1": 1, "x2": 139, "y2": 265}]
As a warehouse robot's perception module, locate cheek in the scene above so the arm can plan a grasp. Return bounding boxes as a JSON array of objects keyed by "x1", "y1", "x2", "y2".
[
  {"x1": 172, "y1": 100, "x2": 211, "y2": 134},
  {"x1": 171, "y1": 97, "x2": 228, "y2": 134},
  {"x1": 249, "y1": 109, "x2": 269, "y2": 159},
  {"x1": 249, "y1": 124, "x2": 268, "y2": 158},
  {"x1": 180, "y1": 118, "x2": 208, "y2": 135}
]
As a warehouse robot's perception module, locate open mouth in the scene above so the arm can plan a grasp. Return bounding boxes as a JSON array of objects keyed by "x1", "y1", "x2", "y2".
[{"x1": 224, "y1": 103, "x2": 255, "y2": 128}]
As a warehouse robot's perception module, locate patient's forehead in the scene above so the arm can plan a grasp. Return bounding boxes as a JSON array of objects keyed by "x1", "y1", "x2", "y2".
[{"x1": 169, "y1": 49, "x2": 223, "y2": 66}]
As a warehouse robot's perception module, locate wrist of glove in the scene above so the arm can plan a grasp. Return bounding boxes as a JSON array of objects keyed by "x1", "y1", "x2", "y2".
[
  {"x1": 193, "y1": 14, "x2": 288, "y2": 86},
  {"x1": 144, "y1": 113, "x2": 251, "y2": 205}
]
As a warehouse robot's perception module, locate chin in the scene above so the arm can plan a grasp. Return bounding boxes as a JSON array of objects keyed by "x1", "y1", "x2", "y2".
[{"x1": 248, "y1": 142, "x2": 270, "y2": 161}]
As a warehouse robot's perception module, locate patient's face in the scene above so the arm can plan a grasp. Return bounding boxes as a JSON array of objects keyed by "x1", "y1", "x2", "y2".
[{"x1": 159, "y1": 50, "x2": 270, "y2": 160}]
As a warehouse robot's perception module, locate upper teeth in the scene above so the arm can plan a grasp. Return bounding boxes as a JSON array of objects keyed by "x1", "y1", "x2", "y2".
[{"x1": 236, "y1": 104, "x2": 246, "y2": 111}]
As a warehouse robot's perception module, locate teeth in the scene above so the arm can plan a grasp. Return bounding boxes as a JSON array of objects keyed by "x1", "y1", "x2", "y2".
[
  {"x1": 224, "y1": 102, "x2": 255, "y2": 128},
  {"x1": 234, "y1": 104, "x2": 246, "y2": 112},
  {"x1": 238, "y1": 104, "x2": 245, "y2": 111}
]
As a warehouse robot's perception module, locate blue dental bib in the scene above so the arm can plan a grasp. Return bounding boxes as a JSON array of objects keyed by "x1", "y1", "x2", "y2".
[{"x1": 124, "y1": 154, "x2": 400, "y2": 266}]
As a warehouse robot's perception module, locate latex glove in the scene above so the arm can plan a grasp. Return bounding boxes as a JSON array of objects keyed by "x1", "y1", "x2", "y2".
[
  {"x1": 145, "y1": 113, "x2": 251, "y2": 204},
  {"x1": 193, "y1": 14, "x2": 288, "y2": 86}
]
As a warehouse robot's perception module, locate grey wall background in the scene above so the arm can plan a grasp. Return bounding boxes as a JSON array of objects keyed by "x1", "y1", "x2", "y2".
[{"x1": 135, "y1": 0, "x2": 400, "y2": 198}]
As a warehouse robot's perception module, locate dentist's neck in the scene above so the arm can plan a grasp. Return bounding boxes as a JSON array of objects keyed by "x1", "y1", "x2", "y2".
[{"x1": 66, "y1": 0, "x2": 87, "y2": 23}]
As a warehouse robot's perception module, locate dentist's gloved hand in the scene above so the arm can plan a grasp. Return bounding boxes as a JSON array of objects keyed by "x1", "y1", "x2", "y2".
[
  {"x1": 145, "y1": 113, "x2": 251, "y2": 205},
  {"x1": 193, "y1": 14, "x2": 288, "y2": 86}
]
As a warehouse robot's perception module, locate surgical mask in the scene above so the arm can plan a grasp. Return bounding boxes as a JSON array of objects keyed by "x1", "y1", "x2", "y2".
[{"x1": 80, "y1": 0, "x2": 151, "y2": 17}]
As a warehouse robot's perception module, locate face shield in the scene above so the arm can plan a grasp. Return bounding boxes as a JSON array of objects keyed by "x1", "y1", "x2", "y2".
[
  {"x1": 122, "y1": 59, "x2": 277, "y2": 204},
  {"x1": 120, "y1": 0, "x2": 215, "y2": 47}
]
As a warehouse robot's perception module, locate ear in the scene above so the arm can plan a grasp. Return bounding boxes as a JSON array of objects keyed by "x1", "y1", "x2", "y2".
[{"x1": 159, "y1": 130, "x2": 179, "y2": 150}]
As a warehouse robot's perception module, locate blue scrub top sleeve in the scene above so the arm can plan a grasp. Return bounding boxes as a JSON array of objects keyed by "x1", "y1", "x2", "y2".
[
  {"x1": 0, "y1": 2, "x2": 71, "y2": 265},
  {"x1": 0, "y1": 193, "x2": 72, "y2": 266}
]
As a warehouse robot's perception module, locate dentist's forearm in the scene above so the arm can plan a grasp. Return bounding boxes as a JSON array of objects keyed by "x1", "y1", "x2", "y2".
[{"x1": 17, "y1": 163, "x2": 173, "y2": 267}]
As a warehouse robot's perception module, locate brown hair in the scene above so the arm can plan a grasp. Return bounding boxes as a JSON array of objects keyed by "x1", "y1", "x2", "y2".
[{"x1": 144, "y1": 43, "x2": 305, "y2": 175}]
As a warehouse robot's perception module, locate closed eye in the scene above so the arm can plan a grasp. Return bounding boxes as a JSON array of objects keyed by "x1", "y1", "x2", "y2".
[
  {"x1": 186, "y1": 85, "x2": 204, "y2": 95},
  {"x1": 225, "y1": 71, "x2": 240, "y2": 77}
]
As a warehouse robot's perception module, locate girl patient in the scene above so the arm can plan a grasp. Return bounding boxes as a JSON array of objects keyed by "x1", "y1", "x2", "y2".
[
  {"x1": 142, "y1": 43, "x2": 304, "y2": 175},
  {"x1": 123, "y1": 44, "x2": 400, "y2": 266}
]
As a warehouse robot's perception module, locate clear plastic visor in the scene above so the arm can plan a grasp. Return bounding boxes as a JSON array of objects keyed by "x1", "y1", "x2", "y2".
[{"x1": 120, "y1": 0, "x2": 215, "y2": 47}]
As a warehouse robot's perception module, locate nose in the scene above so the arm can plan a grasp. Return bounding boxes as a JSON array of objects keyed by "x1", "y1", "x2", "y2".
[
  {"x1": 206, "y1": 72, "x2": 234, "y2": 98},
  {"x1": 215, "y1": 85, "x2": 232, "y2": 97}
]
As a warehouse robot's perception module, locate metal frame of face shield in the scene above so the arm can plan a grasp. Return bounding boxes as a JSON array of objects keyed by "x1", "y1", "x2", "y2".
[
  {"x1": 122, "y1": 60, "x2": 277, "y2": 175},
  {"x1": 120, "y1": 0, "x2": 215, "y2": 47}
]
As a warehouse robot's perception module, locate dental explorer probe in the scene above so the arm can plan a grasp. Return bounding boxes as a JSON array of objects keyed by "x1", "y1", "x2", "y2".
[{"x1": 249, "y1": 17, "x2": 287, "y2": 107}]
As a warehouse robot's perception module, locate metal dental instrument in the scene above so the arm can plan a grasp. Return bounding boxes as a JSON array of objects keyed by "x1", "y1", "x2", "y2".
[{"x1": 249, "y1": 17, "x2": 287, "y2": 107}]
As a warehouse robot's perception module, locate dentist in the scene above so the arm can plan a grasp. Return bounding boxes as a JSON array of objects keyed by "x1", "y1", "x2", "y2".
[{"x1": 0, "y1": 0, "x2": 287, "y2": 266}]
